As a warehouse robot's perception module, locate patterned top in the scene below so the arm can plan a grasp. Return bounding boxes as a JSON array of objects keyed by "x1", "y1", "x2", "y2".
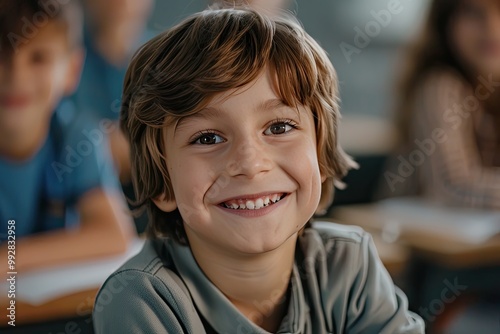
[{"x1": 408, "y1": 69, "x2": 500, "y2": 209}]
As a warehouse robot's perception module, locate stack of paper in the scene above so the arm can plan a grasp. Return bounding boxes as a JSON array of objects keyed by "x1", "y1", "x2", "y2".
[
  {"x1": 376, "y1": 197, "x2": 500, "y2": 245},
  {"x1": 1, "y1": 238, "x2": 145, "y2": 306}
]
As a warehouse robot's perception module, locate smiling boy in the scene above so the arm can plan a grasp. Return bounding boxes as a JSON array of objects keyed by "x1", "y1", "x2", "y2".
[{"x1": 93, "y1": 6, "x2": 424, "y2": 333}]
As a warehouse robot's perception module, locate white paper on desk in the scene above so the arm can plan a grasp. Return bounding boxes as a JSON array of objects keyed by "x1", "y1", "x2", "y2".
[
  {"x1": 377, "y1": 197, "x2": 500, "y2": 244},
  {"x1": 1, "y1": 238, "x2": 145, "y2": 306}
]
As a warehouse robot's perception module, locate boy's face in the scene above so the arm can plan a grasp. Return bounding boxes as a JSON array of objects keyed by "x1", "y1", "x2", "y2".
[
  {"x1": 250, "y1": 0, "x2": 290, "y2": 14},
  {"x1": 0, "y1": 22, "x2": 80, "y2": 137},
  {"x1": 158, "y1": 69, "x2": 323, "y2": 255},
  {"x1": 84, "y1": 0, "x2": 153, "y2": 30}
]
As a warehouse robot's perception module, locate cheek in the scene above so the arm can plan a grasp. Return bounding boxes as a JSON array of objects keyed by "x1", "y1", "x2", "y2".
[
  {"x1": 168, "y1": 155, "x2": 215, "y2": 208},
  {"x1": 286, "y1": 139, "x2": 322, "y2": 192},
  {"x1": 292, "y1": 147, "x2": 322, "y2": 220},
  {"x1": 304, "y1": 139, "x2": 323, "y2": 202},
  {"x1": 451, "y1": 25, "x2": 471, "y2": 52},
  {"x1": 170, "y1": 164, "x2": 208, "y2": 226},
  {"x1": 306, "y1": 152, "x2": 323, "y2": 201},
  {"x1": 38, "y1": 65, "x2": 68, "y2": 103},
  {"x1": 451, "y1": 20, "x2": 482, "y2": 59}
]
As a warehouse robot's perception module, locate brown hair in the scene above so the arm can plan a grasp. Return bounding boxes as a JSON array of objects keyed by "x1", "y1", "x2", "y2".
[
  {"x1": 121, "y1": 7, "x2": 354, "y2": 242},
  {"x1": 396, "y1": 0, "x2": 464, "y2": 144},
  {"x1": 0, "y1": 0, "x2": 83, "y2": 54}
]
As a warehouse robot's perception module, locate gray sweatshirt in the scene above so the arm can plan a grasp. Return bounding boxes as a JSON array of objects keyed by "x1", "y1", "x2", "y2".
[{"x1": 93, "y1": 221, "x2": 424, "y2": 333}]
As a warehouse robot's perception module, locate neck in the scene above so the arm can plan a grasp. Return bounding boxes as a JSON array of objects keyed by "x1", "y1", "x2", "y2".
[
  {"x1": 91, "y1": 23, "x2": 144, "y2": 67},
  {"x1": 188, "y1": 232, "x2": 297, "y2": 332}
]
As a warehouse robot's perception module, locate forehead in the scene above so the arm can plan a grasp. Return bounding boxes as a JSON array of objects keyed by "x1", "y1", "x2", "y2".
[
  {"x1": 5, "y1": 22, "x2": 70, "y2": 56},
  {"x1": 83, "y1": 0, "x2": 153, "y2": 16},
  {"x1": 210, "y1": 69, "x2": 281, "y2": 106},
  {"x1": 169, "y1": 69, "x2": 306, "y2": 127}
]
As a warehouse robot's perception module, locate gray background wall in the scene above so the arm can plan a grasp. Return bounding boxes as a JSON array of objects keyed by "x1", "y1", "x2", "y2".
[{"x1": 147, "y1": 0, "x2": 430, "y2": 119}]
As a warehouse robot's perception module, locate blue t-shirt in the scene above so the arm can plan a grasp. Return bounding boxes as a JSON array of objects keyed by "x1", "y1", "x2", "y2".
[
  {"x1": 0, "y1": 105, "x2": 120, "y2": 240},
  {"x1": 68, "y1": 30, "x2": 155, "y2": 122}
]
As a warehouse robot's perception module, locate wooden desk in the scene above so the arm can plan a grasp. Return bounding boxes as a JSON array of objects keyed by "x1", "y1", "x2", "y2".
[
  {"x1": 0, "y1": 287, "x2": 97, "y2": 327},
  {"x1": 331, "y1": 203, "x2": 500, "y2": 268},
  {"x1": 0, "y1": 238, "x2": 145, "y2": 328}
]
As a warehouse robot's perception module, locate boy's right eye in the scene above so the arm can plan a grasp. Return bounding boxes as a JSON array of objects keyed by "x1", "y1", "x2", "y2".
[{"x1": 191, "y1": 132, "x2": 225, "y2": 145}]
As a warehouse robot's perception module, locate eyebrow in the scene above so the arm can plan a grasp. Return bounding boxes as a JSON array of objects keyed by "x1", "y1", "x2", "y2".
[
  {"x1": 173, "y1": 107, "x2": 224, "y2": 134},
  {"x1": 257, "y1": 98, "x2": 288, "y2": 111},
  {"x1": 173, "y1": 98, "x2": 293, "y2": 133}
]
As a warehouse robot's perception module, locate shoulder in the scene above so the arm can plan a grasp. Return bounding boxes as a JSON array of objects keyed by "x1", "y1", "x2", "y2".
[
  {"x1": 417, "y1": 67, "x2": 471, "y2": 103},
  {"x1": 52, "y1": 102, "x2": 112, "y2": 151},
  {"x1": 410, "y1": 67, "x2": 475, "y2": 130},
  {"x1": 93, "y1": 239, "x2": 202, "y2": 333},
  {"x1": 299, "y1": 221, "x2": 373, "y2": 284},
  {"x1": 303, "y1": 221, "x2": 425, "y2": 332},
  {"x1": 306, "y1": 220, "x2": 368, "y2": 256},
  {"x1": 50, "y1": 102, "x2": 119, "y2": 193},
  {"x1": 95, "y1": 239, "x2": 183, "y2": 303},
  {"x1": 310, "y1": 220, "x2": 366, "y2": 242}
]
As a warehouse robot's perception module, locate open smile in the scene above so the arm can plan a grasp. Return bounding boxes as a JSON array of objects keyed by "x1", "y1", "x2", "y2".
[
  {"x1": 0, "y1": 95, "x2": 31, "y2": 109},
  {"x1": 219, "y1": 193, "x2": 288, "y2": 210}
]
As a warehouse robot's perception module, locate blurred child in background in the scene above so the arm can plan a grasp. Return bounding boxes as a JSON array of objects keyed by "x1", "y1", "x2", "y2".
[
  {"x1": 212, "y1": 0, "x2": 291, "y2": 16},
  {"x1": 391, "y1": 0, "x2": 500, "y2": 332},
  {"x1": 69, "y1": 0, "x2": 155, "y2": 182},
  {"x1": 0, "y1": 0, "x2": 132, "y2": 272},
  {"x1": 392, "y1": 0, "x2": 500, "y2": 209}
]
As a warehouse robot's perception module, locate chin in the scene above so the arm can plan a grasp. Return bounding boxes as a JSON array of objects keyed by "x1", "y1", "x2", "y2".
[
  {"x1": 0, "y1": 117, "x2": 27, "y2": 134},
  {"x1": 236, "y1": 231, "x2": 299, "y2": 255}
]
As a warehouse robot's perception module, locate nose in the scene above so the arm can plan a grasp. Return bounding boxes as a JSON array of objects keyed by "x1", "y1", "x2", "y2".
[{"x1": 226, "y1": 135, "x2": 273, "y2": 179}]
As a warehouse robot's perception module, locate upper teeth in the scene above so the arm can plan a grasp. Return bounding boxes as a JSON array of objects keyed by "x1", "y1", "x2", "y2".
[{"x1": 222, "y1": 194, "x2": 283, "y2": 210}]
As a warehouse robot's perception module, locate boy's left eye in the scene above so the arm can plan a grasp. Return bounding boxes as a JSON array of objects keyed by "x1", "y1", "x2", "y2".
[{"x1": 264, "y1": 121, "x2": 297, "y2": 135}]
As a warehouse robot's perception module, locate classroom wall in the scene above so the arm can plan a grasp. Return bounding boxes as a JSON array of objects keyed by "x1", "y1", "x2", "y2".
[{"x1": 148, "y1": 0, "x2": 430, "y2": 118}]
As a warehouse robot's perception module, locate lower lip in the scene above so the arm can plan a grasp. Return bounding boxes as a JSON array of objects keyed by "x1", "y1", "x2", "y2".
[{"x1": 216, "y1": 195, "x2": 289, "y2": 218}]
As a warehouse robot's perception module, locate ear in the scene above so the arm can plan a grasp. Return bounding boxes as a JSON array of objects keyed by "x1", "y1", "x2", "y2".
[
  {"x1": 63, "y1": 47, "x2": 85, "y2": 96},
  {"x1": 321, "y1": 173, "x2": 327, "y2": 183},
  {"x1": 153, "y1": 193, "x2": 178, "y2": 212}
]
